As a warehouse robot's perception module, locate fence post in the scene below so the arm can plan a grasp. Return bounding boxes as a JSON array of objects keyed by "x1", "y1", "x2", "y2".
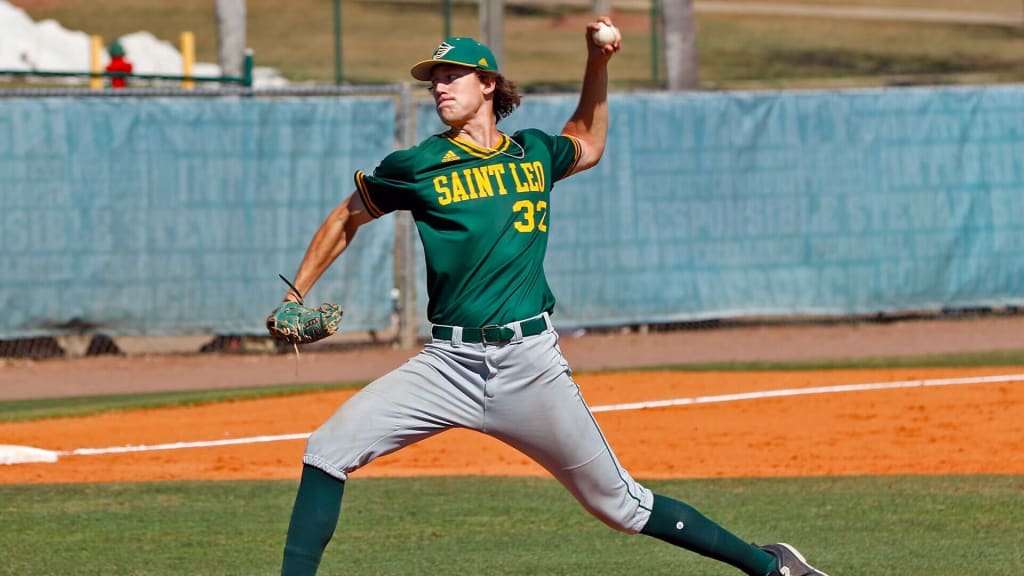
[
  {"x1": 243, "y1": 49, "x2": 254, "y2": 87},
  {"x1": 181, "y1": 31, "x2": 195, "y2": 89},
  {"x1": 89, "y1": 35, "x2": 103, "y2": 90},
  {"x1": 395, "y1": 83, "x2": 419, "y2": 349}
]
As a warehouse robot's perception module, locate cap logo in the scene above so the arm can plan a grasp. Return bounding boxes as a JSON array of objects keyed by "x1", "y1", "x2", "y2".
[
  {"x1": 478, "y1": 57, "x2": 489, "y2": 67},
  {"x1": 433, "y1": 42, "x2": 455, "y2": 60}
]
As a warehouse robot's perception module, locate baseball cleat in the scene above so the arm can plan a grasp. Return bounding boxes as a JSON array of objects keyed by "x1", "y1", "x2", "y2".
[{"x1": 760, "y1": 542, "x2": 830, "y2": 576}]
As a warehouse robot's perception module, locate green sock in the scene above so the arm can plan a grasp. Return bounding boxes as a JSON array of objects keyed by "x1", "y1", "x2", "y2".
[
  {"x1": 281, "y1": 464, "x2": 345, "y2": 576},
  {"x1": 640, "y1": 493, "x2": 777, "y2": 576}
]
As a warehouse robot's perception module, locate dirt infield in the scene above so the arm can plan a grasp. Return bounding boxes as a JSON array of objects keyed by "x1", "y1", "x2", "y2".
[{"x1": 2, "y1": 315, "x2": 1023, "y2": 484}]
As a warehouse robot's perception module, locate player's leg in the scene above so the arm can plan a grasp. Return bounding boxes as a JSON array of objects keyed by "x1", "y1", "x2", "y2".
[
  {"x1": 484, "y1": 331, "x2": 653, "y2": 530},
  {"x1": 640, "y1": 493, "x2": 777, "y2": 575},
  {"x1": 484, "y1": 331, "x2": 777, "y2": 575},
  {"x1": 302, "y1": 339, "x2": 495, "y2": 479},
  {"x1": 282, "y1": 345, "x2": 488, "y2": 576},
  {"x1": 281, "y1": 464, "x2": 345, "y2": 576}
]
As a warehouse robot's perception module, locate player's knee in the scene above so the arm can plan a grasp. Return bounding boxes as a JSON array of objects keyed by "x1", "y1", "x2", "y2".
[
  {"x1": 576, "y1": 485, "x2": 654, "y2": 534},
  {"x1": 561, "y1": 460, "x2": 655, "y2": 533},
  {"x1": 302, "y1": 426, "x2": 358, "y2": 479},
  {"x1": 583, "y1": 501, "x2": 647, "y2": 534}
]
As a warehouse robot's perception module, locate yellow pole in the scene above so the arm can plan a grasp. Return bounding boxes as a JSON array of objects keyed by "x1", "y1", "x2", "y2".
[
  {"x1": 89, "y1": 35, "x2": 103, "y2": 90},
  {"x1": 181, "y1": 31, "x2": 195, "y2": 89}
]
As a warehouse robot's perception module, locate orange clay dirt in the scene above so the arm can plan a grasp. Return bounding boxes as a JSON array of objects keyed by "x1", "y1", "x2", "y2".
[
  {"x1": 2, "y1": 366, "x2": 1023, "y2": 484},
  {"x1": 2, "y1": 316, "x2": 1024, "y2": 484}
]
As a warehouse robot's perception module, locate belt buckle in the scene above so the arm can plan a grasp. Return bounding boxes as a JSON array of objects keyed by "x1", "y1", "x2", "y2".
[{"x1": 480, "y1": 324, "x2": 510, "y2": 345}]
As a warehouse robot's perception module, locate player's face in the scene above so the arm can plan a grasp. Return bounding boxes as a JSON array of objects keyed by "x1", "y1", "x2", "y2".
[{"x1": 429, "y1": 65, "x2": 492, "y2": 126}]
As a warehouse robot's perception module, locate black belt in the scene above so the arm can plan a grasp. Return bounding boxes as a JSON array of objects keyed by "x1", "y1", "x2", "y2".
[{"x1": 431, "y1": 316, "x2": 548, "y2": 344}]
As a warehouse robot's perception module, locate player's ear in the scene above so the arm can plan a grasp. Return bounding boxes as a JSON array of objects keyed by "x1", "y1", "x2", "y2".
[{"x1": 477, "y1": 71, "x2": 497, "y2": 95}]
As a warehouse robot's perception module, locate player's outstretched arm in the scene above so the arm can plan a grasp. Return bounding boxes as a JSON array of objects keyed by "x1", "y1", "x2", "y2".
[
  {"x1": 280, "y1": 191, "x2": 373, "y2": 303},
  {"x1": 561, "y1": 17, "x2": 621, "y2": 176}
]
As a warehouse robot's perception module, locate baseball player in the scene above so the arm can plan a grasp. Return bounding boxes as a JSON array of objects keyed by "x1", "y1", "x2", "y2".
[{"x1": 267, "y1": 18, "x2": 829, "y2": 576}]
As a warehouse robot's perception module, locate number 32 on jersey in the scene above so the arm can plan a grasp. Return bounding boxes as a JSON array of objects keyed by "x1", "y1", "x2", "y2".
[{"x1": 513, "y1": 200, "x2": 548, "y2": 233}]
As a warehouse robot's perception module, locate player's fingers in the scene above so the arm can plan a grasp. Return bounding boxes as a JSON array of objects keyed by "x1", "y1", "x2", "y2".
[
  {"x1": 586, "y1": 17, "x2": 611, "y2": 35},
  {"x1": 587, "y1": 19, "x2": 622, "y2": 55}
]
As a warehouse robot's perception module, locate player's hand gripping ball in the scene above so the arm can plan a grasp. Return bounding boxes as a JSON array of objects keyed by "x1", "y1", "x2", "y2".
[
  {"x1": 266, "y1": 300, "x2": 343, "y2": 345},
  {"x1": 591, "y1": 22, "x2": 620, "y2": 47}
]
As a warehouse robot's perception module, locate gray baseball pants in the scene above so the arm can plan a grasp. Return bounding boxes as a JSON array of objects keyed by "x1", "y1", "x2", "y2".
[{"x1": 303, "y1": 312, "x2": 654, "y2": 533}]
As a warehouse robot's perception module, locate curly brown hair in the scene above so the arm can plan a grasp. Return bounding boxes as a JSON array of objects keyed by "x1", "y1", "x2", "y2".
[{"x1": 478, "y1": 71, "x2": 522, "y2": 121}]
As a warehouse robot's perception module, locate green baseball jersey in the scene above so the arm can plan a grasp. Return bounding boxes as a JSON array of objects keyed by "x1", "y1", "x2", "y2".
[{"x1": 355, "y1": 128, "x2": 582, "y2": 327}]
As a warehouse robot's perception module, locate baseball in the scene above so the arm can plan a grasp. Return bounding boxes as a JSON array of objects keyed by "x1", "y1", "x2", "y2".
[{"x1": 591, "y1": 22, "x2": 619, "y2": 47}]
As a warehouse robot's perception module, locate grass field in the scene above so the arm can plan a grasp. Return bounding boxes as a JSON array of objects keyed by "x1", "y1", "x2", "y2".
[
  {"x1": 7, "y1": 0, "x2": 1024, "y2": 89},
  {"x1": 2, "y1": 475, "x2": 1022, "y2": 575},
  {"x1": 2, "y1": 354, "x2": 1023, "y2": 574}
]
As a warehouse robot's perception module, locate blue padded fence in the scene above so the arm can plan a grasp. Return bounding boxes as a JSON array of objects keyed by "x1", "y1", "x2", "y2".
[
  {"x1": 0, "y1": 97, "x2": 396, "y2": 338},
  {"x1": 2, "y1": 85, "x2": 1024, "y2": 338}
]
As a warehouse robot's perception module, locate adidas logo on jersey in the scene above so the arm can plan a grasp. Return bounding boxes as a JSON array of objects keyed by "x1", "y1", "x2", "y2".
[{"x1": 441, "y1": 150, "x2": 460, "y2": 163}]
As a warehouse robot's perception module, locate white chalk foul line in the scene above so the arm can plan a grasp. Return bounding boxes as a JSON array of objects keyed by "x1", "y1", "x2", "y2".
[
  {"x1": 3, "y1": 435, "x2": 312, "y2": 465},
  {"x1": 590, "y1": 373, "x2": 1024, "y2": 413},
  {"x1": 7, "y1": 372, "x2": 1022, "y2": 463},
  {"x1": 61, "y1": 433, "x2": 312, "y2": 457}
]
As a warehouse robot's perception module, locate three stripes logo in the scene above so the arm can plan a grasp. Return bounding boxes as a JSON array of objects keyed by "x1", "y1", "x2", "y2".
[
  {"x1": 433, "y1": 42, "x2": 455, "y2": 60},
  {"x1": 441, "y1": 150, "x2": 460, "y2": 163}
]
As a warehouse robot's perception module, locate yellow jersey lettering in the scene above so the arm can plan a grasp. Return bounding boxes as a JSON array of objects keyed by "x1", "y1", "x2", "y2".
[
  {"x1": 520, "y1": 163, "x2": 539, "y2": 192},
  {"x1": 450, "y1": 172, "x2": 470, "y2": 203},
  {"x1": 471, "y1": 167, "x2": 493, "y2": 198},
  {"x1": 489, "y1": 165, "x2": 509, "y2": 195},
  {"x1": 461, "y1": 169, "x2": 479, "y2": 199},
  {"x1": 509, "y1": 162, "x2": 529, "y2": 193},
  {"x1": 434, "y1": 175, "x2": 452, "y2": 206}
]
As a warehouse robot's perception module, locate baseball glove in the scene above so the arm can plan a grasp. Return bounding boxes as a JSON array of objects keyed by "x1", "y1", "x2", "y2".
[{"x1": 266, "y1": 275, "x2": 343, "y2": 345}]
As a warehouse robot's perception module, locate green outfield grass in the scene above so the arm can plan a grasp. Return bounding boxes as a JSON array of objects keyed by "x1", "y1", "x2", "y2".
[
  {"x1": 1, "y1": 475, "x2": 1021, "y2": 575},
  {"x1": 7, "y1": 0, "x2": 1024, "y2": 89},
  {"x1": 0, "y1": 381, "x2": 365, "y2": 423}
]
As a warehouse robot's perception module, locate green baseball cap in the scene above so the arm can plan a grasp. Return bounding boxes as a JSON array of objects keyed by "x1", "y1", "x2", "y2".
[{"x1": 410, "y1": 37, "x2": 499, "y2": 81}]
